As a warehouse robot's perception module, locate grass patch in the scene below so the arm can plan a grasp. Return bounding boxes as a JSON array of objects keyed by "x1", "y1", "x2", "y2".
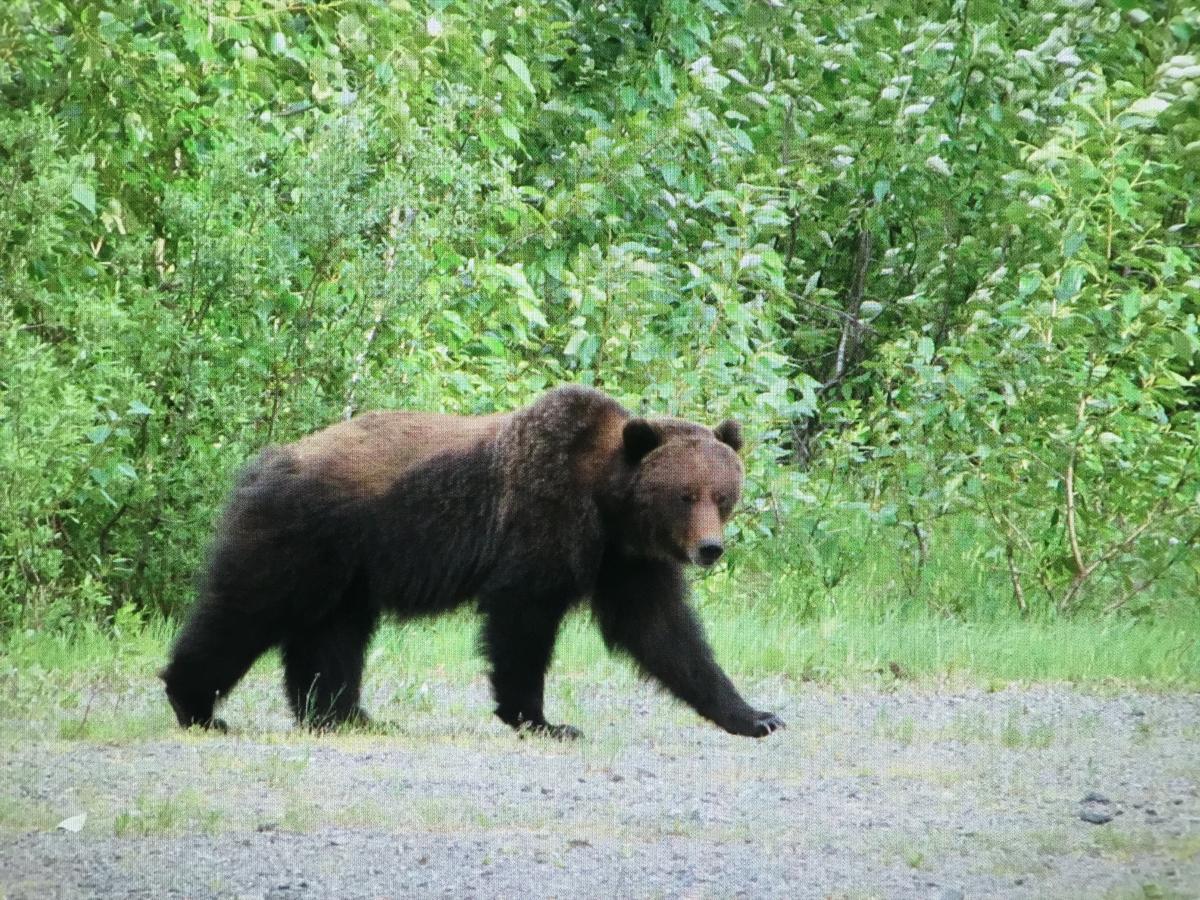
[
  {"x1": 112, "y1": 789, "x2": 224, "y2": 837},
  {"x1": 698, "y1": 609, "x2": 1200, "y2": 687},
  {"x1": 199, "y1": 750, "x2": 311, "y2": 788},
  {"x1": 872, "y1": 711, "x2": 915, "y2": 746},
  {"x1": 0, "y1": 794, "x2": 57, "y2": 831},
  {"x1": 0, "y1": 602, "x2": 1197, "y2": 723}
]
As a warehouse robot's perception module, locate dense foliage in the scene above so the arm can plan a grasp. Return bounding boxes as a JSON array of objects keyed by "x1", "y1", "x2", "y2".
[{"x1": 1, "y1": 0, "x2": 1197, "y2": 629}]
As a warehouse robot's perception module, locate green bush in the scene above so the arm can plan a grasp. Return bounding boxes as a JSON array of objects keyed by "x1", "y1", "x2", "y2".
[{"x1": 0, "y1": 0, "x2": 1196, "y2": 628}]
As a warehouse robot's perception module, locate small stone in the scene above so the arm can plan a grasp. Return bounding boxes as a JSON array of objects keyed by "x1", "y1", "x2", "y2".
[
  {"x1": 1081, "y1": 808, "x2": 1114, "y2": 825},
  {"x1": 1081, "y1": 791, "x2": 1111, "y2": 804}
]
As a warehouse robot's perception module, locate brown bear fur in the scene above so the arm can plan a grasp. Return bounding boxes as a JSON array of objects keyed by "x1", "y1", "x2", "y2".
[{"x1": 162, "y1": 385, "x2": 783, "y2": 738}]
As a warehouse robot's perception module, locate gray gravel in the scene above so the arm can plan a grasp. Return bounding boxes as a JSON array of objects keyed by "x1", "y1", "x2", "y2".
[{"x1": 1, "y1": 674, "x2": 1198, "y2": 899}]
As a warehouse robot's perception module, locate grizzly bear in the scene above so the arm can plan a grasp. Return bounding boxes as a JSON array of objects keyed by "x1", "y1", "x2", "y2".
[{"x1": 162, "y1": 385, "x2": 783, "y2": 738}]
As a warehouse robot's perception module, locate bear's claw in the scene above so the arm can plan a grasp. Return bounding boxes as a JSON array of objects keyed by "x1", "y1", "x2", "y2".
[
  {"x1": 753, "y1": 711, "x2": 785, "y2": 736},
  {"x1": 521, "y1": 722, "x2": 583, "y2": 741}
]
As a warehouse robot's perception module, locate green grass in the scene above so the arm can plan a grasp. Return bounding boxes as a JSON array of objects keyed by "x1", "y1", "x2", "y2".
[
  {"x1": 3, "y1": 511, "x2": 1197, "y2": 691},
  {"x1": 1, "y1": 599, "x2": 1196, "y2": 714},
  {"x1": 112, "y1": 789, "x2": 225, "y2": 837}
]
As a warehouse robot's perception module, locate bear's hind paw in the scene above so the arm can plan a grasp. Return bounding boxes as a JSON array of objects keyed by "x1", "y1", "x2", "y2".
[{"x1": 521, "y1": 722, "x2": 583, "y2": 741}]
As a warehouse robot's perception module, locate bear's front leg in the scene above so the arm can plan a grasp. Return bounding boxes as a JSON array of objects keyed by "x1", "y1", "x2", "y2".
[
  {"x1": 593, "y1": 557, "x2": 785, "y2": 738},
  {"x1": 481, "y1": 597, "x2": 581, "y2": 739}
]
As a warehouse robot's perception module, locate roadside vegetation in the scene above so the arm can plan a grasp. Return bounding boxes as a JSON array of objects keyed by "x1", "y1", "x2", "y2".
[{"x1": 1, "y1": 1, "x2": 1197, "y2": 681}]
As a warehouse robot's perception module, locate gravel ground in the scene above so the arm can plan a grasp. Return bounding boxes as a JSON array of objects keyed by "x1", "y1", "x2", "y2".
[{"x1": 1, "y1": 674, "x2": 1198, "y2": 899}]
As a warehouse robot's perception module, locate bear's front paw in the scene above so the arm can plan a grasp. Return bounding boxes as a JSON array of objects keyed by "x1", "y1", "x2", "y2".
[
  {"x1": 725, "y1": 710, "x2": 785, "y2": 738},
  {"x1": 751, "y1": 711, "x2": 785, "y2": 737}
]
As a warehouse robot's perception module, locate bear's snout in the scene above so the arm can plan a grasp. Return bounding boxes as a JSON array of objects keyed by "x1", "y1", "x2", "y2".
[{"x1": 694, "y1": 540, "x2": 724, "y2": 567}]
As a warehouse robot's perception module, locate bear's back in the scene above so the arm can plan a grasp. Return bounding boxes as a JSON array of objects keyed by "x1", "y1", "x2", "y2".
[{"x1": 289, "y1": 410, "x2": 512, "y2": 498}]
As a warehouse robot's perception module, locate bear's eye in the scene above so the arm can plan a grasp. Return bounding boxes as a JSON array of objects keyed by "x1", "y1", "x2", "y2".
[
  {"x1": 680, "y1": 491, "x2": 698, "y2": 504},
  {"x1": 715, "y1": 493, "x2": 729, "y2": 507}
]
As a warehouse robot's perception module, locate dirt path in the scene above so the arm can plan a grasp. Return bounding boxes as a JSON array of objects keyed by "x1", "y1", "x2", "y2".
[{"x1": 2, "y1": 675, "x2": 1198, "y2": 898}]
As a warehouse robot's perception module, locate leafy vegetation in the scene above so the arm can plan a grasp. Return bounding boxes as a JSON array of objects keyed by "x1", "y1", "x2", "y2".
[{"x1": 1, "y1": 0, "x2": 1197, "y2": 635}]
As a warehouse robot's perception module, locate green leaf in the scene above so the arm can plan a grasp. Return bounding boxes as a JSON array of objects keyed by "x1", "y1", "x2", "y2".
[
  {"x1": 1063, "y1": 232, "x2": 1085, "y2": 258},
  {"x1": 497, "y1": 117, "x2": 521, "y2": 145},
  {"x1": 564, "y1": 329, "x2": 588, "y2": 356},
  {"x1": 948, "y1": 363, "x2": 978, "y2": 394},
  {"x1": 543, "y1": 250, "x2": 566, "y2": 281},
  {"x1": 1055, "y1": 266, "x2": 1086, "y2": 302},
  {"x1": 516, "y1": 296, "x2": 548, "y2": 328},
  {"x1": 872, "y1": 179, "x2": 890, "y2": 203},
  {"x1": 1121, "y1": 291, "x2": 1141, "y2": 320},
  {"x1": 1112, "y1": 178, "x2": 1133, "y2": 221},
  {"x1": 503, "y1": 53, "x2": 536, "y2": 96},
  {"x1": 480, "y1": 334, "x2": 507, "y2": 356},
  {"x1": 71, "y1": 182, "x2": 96, "y2": 215},
  {"x1": 1125, "y1": 96, "x2": 1169, "y2": 118},
  {"x1": 656, "y1": 54, "x2": 675, "y2": 95},
  {"x1": 127, "y1": 401, "x2": 153, "y2": 417},
  {"x1": 86, "y1": 426, "x2": 111, "y2": 445},
  {"x1": 1018, "y1": 271, "x2": 1041, "y2": 298},
  {"x1": 916, "y1": 337, "x2": 935, "y2": 364}
]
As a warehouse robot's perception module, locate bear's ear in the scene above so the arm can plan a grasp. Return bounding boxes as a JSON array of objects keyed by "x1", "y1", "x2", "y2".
[
  {"x1": 713, "y1": 419, "x2": 743, "y2": 453},
  {"x1": 622, "y1": 418, "x2": 661, "y2": 464}
]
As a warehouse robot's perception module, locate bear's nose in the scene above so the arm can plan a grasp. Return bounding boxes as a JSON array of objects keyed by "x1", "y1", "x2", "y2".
[{"x1": 696, "y1": 540, "x2": 724, "y2": 567}]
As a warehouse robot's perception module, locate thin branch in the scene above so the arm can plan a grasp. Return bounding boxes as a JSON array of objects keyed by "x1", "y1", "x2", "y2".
[
  {"x1": 1065, "y1": 394, "x2": 1089, "y2": 583},
  {"x1": 343, "y1": 206, "x2": 412, "y2": 420},
  {"x1": 977, "y1": 484, "x2": 1058, "y2": 607},
  {"x1": 906, "y1": 500, "x2": 928, "y2": 570},
  {"x1": 1104, "y1": 519, "x2": 1200, "y2": 615},
  {"x1": 790, "y1": 291, "x2": 882, "y2": 332},
  {"x1": 826, "y1": 228, "x2": 873, "y2": 390},
  {"x1": 1060, "y1": 438, "x2": 1200, "y2": 610},
  {"x1": 1005, "y1": 540, "x2": 1028, "y2": 615}
]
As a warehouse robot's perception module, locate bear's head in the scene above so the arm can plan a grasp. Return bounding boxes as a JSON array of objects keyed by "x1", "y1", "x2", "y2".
[{"x1": 616, "y1": 416, "x2": 744, "y2": 567}]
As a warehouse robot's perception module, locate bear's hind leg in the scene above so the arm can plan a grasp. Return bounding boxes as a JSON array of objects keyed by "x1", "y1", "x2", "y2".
[
  {"x1": 163, "y1": 601, "x2": 280, "y2": 731},
  {"x1": 282, "y1": 603, "x2": 379, "y2": 729}
]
